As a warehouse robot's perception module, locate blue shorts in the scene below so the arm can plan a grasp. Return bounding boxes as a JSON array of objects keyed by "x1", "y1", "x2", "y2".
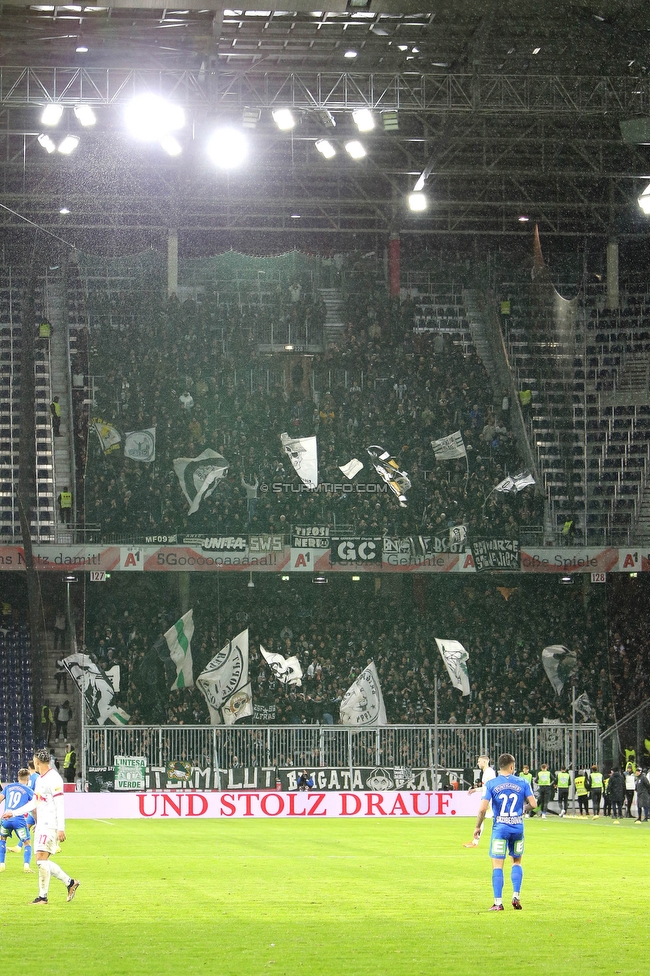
[
  {"x1": 0, "y1": 816, "x2": 30, "y2": 843},
  {"x1": 489, "y1": 825, "x2": 524, "y2": 860}
]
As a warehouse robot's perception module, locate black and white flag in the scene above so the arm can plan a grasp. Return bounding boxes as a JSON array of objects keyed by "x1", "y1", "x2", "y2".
[
  {"x1": 431, "y1": 430, "x2": 467, "y2": 461},
  {"x1": 340, "y1": 662, "x2": 387, "y2": 727},
  {"x1": 281, "y1": 432, "x2": 318, "y2": 489},
  {"x1": 542, "y1": 644, "x2": 577, "y2": 695},
  {"x1": 435, "y1": 639, "x2": 470, "y2": 696},
  {"x1": 196, "y1": 628, "x2": 253, "y2": 725},
  {"x1": 173, "y1": 449, "x2": 229, "y2": 515},
  {"x1": 124, "y1": 427, "x2": 156, "y2": 463},
  {"x1": 495, "y1": 470, "x2": 535, "y2": 494},
  {"x1": 260, "y1": 645, "x2": 303, "y2": 686},
  {"x1": 59, "y1": 652, "x2": 130, "y2": 726},
  {"x1": 367, "y1": 445, "x2": 411, "y2": 508}
]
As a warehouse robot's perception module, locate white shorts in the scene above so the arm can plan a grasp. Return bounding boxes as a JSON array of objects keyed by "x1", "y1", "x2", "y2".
[{"x1": 34, "y1": 826, "x2": 59, "y2": 855}]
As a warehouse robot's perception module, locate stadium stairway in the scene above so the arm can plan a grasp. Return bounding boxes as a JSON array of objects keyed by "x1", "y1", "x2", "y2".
[
  {"x1": 47, "y1": 278, "x2": 75, "y2": 542},
  {"x1": 319, "y1": 287, "x2": 345, "y2": 346}
]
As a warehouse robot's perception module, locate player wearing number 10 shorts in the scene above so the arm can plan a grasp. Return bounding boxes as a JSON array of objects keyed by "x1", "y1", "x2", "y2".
[{"x1": 473, "y1": 753, "x2": 537, "y2": 911}]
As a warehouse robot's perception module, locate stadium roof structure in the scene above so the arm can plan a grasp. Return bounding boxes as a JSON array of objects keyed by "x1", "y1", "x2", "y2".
[{"x1": 1, "y1": 0, "x2": 650, "y2": 244}]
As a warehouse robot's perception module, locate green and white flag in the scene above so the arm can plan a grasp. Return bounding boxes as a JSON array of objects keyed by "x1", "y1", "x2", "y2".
[
  {"x1": 59, "y1": 652, "x2": 131, "y2": 726},
  {"x1": 340, "y1": 662, "x2": 387, "y2": 727},
  {"x1": 197, "y1": 628, "x2": 252, "y2": 725},
  {"x1": 435, "y1": 638, "x2": 470, "y2": 696},
  {"x1": 164, "y1": 609, "x2": 195, "y2": 691}
]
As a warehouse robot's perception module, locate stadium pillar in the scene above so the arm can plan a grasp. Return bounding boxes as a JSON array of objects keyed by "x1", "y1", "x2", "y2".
[
  {"x1": 388, "y1": 233, "x2": 400, "y2": 297},
  {"x1": 178, "y1": 571, "x2": 190, "y2": 615},
  {"x1": 606, "y1": 239, "x2": 619, "y2": 310},
  {"x1": 168, "y1": 229, "x2": 178, "y2": 298}
]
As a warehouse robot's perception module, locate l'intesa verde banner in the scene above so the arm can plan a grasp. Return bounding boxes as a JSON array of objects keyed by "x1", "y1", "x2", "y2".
[{"x1": 0, "y1": 542, "x2": 644, "y2": 573}]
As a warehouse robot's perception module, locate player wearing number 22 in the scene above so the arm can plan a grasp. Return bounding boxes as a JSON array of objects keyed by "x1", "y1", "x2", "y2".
[{"x1": 473, "y1": 753, "x2": 537, "y2": 911}]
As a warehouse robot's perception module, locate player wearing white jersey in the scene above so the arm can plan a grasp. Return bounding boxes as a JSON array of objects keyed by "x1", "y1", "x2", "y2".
[
  {"x1": 464, "y1": 755, "x2": 496, "y2": 848},
  {"x1": 2, "y1": 748, "x2": 80, "y2": 905}
]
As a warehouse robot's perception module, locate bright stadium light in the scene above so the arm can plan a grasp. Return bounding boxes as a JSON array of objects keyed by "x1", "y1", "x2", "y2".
[
  {"x1": 352, "y1": 108, "x2": 374, "y2": 132},
  {"x1": 639, "y1": 183, "x2": 650, "y2": 215},
  {"x1": 345, "y1": 139, "x2": 366, "y2": 159},
  {"x1": 408, "y1": 192, "x2": 427, "y2": 211},
  {"x1": 206, "y1": 127, "x2": 248, "y2": 169},
  {"x1": 160, "y1": 135, "x2": 182, "y2": 157},
  {"x1": 73, "y1": 104, "x2": 96, "y2": 127},
  {"x1": 37, "y1": 133, "x2": 56, "y2": 153},
  {"x1": 315, "y1": 139, "x2": 336, "y2": 159},
  {"x1": 57, "y1": 135, "x2": 80, "y2": 155},
  {"x1": 41, "y1": 104, "x2": 64, "y2": 126},
  {"x1": 272, "y1": 108, "x2": 295, "y2": 131},
  {"x1": 124, "y1": 94, "x2": 185, "y2": 144}
]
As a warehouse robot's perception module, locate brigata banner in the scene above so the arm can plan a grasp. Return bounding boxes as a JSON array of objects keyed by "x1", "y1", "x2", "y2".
[
  {"x1": 281, "y1": 766, "x2": 445, "y2": 791},
  {"x1": 65, "y1": 790, "x2": 480, "y2": 819}
]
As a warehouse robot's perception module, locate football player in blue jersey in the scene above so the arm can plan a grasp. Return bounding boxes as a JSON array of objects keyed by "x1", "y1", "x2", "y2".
[
  {"x1": 472, "y1": 753, "x2": 537, "y2": 911},
  {"x1": 0, "y1": 769, "x2": 34, "y2": 873},
  {"x1": 8, "y1": 761, "x2": 37, "y2": 856}
]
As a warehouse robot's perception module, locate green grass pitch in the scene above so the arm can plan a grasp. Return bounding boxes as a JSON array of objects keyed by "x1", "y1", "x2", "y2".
[{"x1": 0, "y1": 815, "x2": 645, "y2": 975}]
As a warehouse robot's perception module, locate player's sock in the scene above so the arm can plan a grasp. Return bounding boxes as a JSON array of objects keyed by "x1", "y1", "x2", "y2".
[
  {"x1": 38, "y1": 860, "x2": 52, "y2": 897},
  {"x1": 492, "y1": 868, "x2": 504, "y2": 902},
  {"x1": 0, "y1": 837, "x2": 6, "y2": 864},
  {"x1": 48, "y1": 860, "x2": 71, "y2": 887},
  {"x1": 511, "y1": 864, "x2": 523, "y2": 897},
  {"x1": 23, "y1": 844, "x2": 32, "y2": 868}
]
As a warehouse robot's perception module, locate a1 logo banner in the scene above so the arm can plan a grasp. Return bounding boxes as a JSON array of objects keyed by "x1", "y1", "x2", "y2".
[{"x1": 119, "y1": 547, "x2": 143, "y2": 571}]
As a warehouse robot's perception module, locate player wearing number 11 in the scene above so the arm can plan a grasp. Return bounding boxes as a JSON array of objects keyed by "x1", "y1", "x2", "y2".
[{"x1": 473, "y1": 753, "x2": 537, "y2": 911}]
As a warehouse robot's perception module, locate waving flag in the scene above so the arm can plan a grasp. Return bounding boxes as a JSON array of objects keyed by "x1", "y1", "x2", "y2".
[
  {"x1": 431, "y1": 431, "x2": 467, "y2": 460},
  {"x1": 164, "y1": 610, "x2": 194, "y2": 691},
  {"x1": 339, "y1": 458, "x2": 364, "y2": 480},
  {"x1": 340, "y1": 662, "x2": 387, "y2": 727},
  {"x1": 91, "y1": 418, "x2": 121, "y2": 455},
  {"x1": 196, "y1": 629, "x2": 253, "y2": 725},
  {"x1": 124, "y1": 427, "x2": 156, "y2": 463},
  {"x1": 281, "y1": 433, "x2": 318, "y2": 489},
  {"x1": 495, "y1": 470, "x2": 536, "y2": 494},
  {"x1": 366, "y1": 445, "x2": 411, "y2": 508},
  {"x1": 173, "y1": 449, "x2": 229, "y2": 514},
  {"x1": 260, "y1": 645, "x2": 303, "y2": 686},
  {"x1": 542, "y1": 644, "x2": 577, "y2": 695},
  {"x1": 435, "y1": 638, "x2": 470, "y2": 696},
  {"x1": 59, "y1": 652, "x2": 130, "y2": 726}
]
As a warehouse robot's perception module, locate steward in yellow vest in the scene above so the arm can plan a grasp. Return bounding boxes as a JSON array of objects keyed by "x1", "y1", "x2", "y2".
[
  {"x1": 574, "y1": 772, "x2": 589, "y2": 816},
  {"x1": 556, "y1": 768, "x2": 571, "y2": 817},
  {"x1": 588, "y1": 766, "x2": 603, "y2": 817}
]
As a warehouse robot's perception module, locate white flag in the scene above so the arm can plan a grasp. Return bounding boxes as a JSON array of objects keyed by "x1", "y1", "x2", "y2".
[
  {"x1": 340, "y1": 662, "x2": 387, "y2": 727},
  {"x1": 59, "y1": 652, "x2": 130, "y2": 726},
  {"x1": 260, "y1": 644, "x2": 303, "y2": 687},
  {"x1": 431, "y1": 431, "x2": 467, "y2": 460},
  {"x1": 542, "y1": 644, "x2": 576, "y2": 695},
  {"x1": 197, "y1": 629, "x2": 251, "y2": 726},
  {"x1": 222, "y1": 682, "x2": 254, "y2": 726},
  {"x1": 91, "y1": 417, "x2": 121, "y2": 455},
  {"x1": 435, "y1": 639, "x2": 470, "y2": 696},
  {"x1": 164, "y1": 609, "x2": 194, "y2": 691},
  {"x1": 339, "y1": 458, "x2": 364, "y2": 480},
  {"x1": 449, "y1": 524, "x2": 468, "y2": 546},
  {"x1": 281, "y1": 432, "x2": 318, "y2": 489},
  {"x1": 173, "y1": 449, "x2": 229, "y2": 515},
  {"x1": 124, "y1": 427, "x2": 156, "y2": 463},
  {"x1": 495, "y1": 470, "x2": 536, "y2": 494},
  {"x1": 574, "y1": 692, "x2": 594, "y2": 720}
]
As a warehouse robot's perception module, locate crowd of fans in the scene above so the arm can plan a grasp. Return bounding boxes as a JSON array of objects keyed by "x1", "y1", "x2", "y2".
[
  {"x1": 82, "y1": 571, "x2": 612, "y2": 732},
  {"x1": 80, "y1": 265, "x2": 541, "y2": 541}
]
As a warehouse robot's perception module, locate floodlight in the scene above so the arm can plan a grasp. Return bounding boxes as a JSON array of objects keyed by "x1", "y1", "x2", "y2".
[
  {"x1": 76, "y1": 44, "x2": 89, "y2": 53},
  {"x1": 352, "y1": 108, "x2": 374, "y2": 132},
  {"x1": 382, "y1": 110, "x2": 399, "y2": 131},
  {"x1": 345, "y1": 140, "x2": 366, "y2": 159},
  {"x1": 344, "y1": 49, "x2": 358, "y2": 59},
  {"x1": 73, "y1": 104, "x2": 96, "y2": 127},
  {"x1": 57, "y1": 135, "x2": 80, "y2": 155},
  {"x1": 408, "y1": 192, "x2": 427, "y2": 211},
  {"x1": 124, "y1": 94, "x2": 185, "y2": 143},
  {"x1": 59, "y1": 207, "x2": 70, "y2": 214},
  {"x1": 206, "y1": 127, "x2": 247, "y2": 169},
  {"x1": 160, "y1": 135, "x2": 182, "y2": 156},
  {"x1": 315, "y1": 138, "x2": 336, "y2": 159},
  {"x1": 639, "y1": 183, "x2": 650, "y2": 215},
  {"x1": 37, "y1": 133, "x2": 56, "y2": 153},
  {"x1": 272, "y1": 108, "x2": 295, "y2": 131},
  {"x1": 41, "y1": 104, "x2": 64, "y2": 126}
]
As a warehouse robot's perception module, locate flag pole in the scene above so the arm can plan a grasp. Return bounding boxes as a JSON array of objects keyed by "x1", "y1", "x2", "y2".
[
  {"x1": 433, "y1": 674, "x2": 439, "y2": 789},
  {"x1": 571, "y1": 684, "x2": 577, "y2": 817}
]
